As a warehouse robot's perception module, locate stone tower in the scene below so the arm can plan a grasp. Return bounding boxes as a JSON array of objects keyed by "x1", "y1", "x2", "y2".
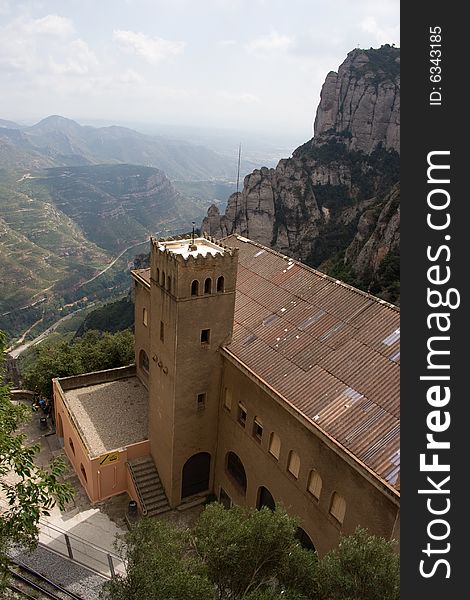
[{"x1": 147, "y1": 235, "x2": 238, "y2": 506}]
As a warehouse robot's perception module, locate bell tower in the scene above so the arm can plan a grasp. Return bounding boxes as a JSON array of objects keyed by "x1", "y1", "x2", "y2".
[{"x1": 147, "y1": 234, "x2": 238, "y2": 506}]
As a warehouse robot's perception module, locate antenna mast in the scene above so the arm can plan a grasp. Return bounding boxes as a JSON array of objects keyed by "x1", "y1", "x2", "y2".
[
  {"x1": 189, "y1": 221, "x2": 197, "y2": 251},
  {"x1": 236, "y1": 143, "x2": 241, "y2": 195}
]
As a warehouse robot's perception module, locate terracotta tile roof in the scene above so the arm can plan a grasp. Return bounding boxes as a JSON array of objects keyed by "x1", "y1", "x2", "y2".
[
  {"x1": 133, "y1": 268, "x2": 150, "y2": 285},
  {"x1": 223, "y1": 235, "x2": 400, "y2": 494}
]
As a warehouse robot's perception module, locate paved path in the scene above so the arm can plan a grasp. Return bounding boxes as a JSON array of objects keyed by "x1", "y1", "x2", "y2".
[{"x1": 2, "y1": 404, "x2": 128, "y2": 579}]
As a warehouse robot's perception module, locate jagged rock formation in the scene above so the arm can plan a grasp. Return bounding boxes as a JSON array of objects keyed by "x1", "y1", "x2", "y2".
[
  {"x1": 203, "y1": 45, "x2": 400, "y2": 303},
  {"x1": 314, "y1": 47, "x2": 400, "y2": 154}
]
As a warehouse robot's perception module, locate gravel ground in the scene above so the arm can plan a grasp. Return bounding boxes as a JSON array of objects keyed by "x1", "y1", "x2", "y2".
[{"x1": 9, "y1": 544, "x2": 108, "y2": 600}]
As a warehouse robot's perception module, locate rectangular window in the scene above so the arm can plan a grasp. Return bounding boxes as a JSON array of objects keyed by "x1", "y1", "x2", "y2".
[
  {"x1": 223, "y1": 387, "x2": 232, "y2": 411},
  {"x1": 143, "y1": 307, "x2": 148, "y2": 327},
  {"x1": 253, "y1": 417, "x2": 263, "y2": 443},
  {"x1": 237, "y1": 403, "x2": 247, "y2": 428},
  {"x1": 201, "y1": 329, "x2": 210, "y2": 344},
  {"x1": 160, "y1": 321, "x2": 164, "y2": 342},
  {"x1": 197, "y1": 393, "x2": 206, "y2": 411}
]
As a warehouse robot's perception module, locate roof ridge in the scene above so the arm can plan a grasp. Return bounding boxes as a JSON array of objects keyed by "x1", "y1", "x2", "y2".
[{"x1": 222, "y1": 234, "x2": 399, "y2": 313}]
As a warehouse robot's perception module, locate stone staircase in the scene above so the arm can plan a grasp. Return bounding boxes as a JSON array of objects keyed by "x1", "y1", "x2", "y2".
[{"x1": 127, "y1": 457, "x2": 171, "y2": 516}]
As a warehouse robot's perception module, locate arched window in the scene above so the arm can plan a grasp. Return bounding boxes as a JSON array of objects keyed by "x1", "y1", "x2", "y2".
[
  {"x1": 226, "y1": 451, "x2": 247, "y2": 494},
  {"x1": 217, "y1": 276, "x2": 225, "y2": 292},
  {"x1": 287, "y1": 450, "x2": 300, "y2": 479},
  {"x1": 167, "y1": 275, "x2": 171, "y2": 291},
  {"x1": 142, "y1": 307, "x2": 148, "y2": 327},
  {"x1": 191, "y1": 280, "x2": 199, "y2": 296},
  {"x1": 139, "y1": 349, "x2": 149, "y2": 373},
  {"x1": 257, "y1": 486, "x2": 275, "y2": 511},
  {"x1": 307, "y1": 470, "x2": 322, "y2": 500},
  {"x1": 162, "y1": 271, "x2": 166, "y2": 287},
  {"x1": 204, "y1": 278, "x2": 212, "y2": 294},
  {"x1": 69, "y1": 438, "x2": 75, "y2": 455},
  {"x1": 330, "y1": 493, "x2": 346, "y2": 525},
  {"x1": 80, "y1": 463, "x2": 88, "y2": 483},
  {"x1": 156, "y1": 268, "x2": 160, "y2": 284},
  {"x1": 296, "y1": 527, "x2": 316, "y2": 552},
  {"x1": 268, "y1": 432, "x2": 281, "y2": 459}
]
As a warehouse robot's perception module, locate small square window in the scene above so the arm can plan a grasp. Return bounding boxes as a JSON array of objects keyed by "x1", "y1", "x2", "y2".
[
  {"x1": 253, "y1": 418, "x2": 263, "y2": 442},
  {"x1": 201, "y1": 329, "x2": 210, "y2": 344},
  {"x1": 237, "y1": 403, "x2": 247, "y2": 427},
  {"x1": 160, "y1": 321, "x2": 164, "y2": 342},
  {"x1": 197, "y1": 393, "x2": 206, "y2": 411}
]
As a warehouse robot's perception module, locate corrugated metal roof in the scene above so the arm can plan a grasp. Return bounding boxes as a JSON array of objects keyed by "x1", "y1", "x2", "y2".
[
  {"x1": 131, "y1": 237, "x2": 400, "y2": 494},
  {"x1": 224, "y1": 235, "x2": 400, "y2": 494}
]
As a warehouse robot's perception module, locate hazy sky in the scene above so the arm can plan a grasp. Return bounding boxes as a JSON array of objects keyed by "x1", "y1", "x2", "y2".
[{"x1": 0, "y1": 0, "x2": 399, "y2": 138}]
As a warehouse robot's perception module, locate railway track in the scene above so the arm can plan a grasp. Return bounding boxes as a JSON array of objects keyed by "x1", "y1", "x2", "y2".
[{"x1": 7, "y1": 559, "x2": 86, "y2": 600}]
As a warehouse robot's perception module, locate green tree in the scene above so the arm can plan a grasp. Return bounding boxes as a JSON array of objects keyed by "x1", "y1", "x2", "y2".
[
  {"x1": 103, "y1": 505, "x2": 400, "y2": 600},
  {"x1": 104, "y1": 518, "x2": 214, "y2": 600},
  {"x1": 102, "y1": 504, "x2": 317, "y2": 600},
  {"x1": 0, "y1": 331, "x2": 75, "y2": 591},
  {"x1": 23, "y1": 329, "x2": 134, "y2": 397},
  {"x1": 317, "y1": 527, "x2": 399, "y2": 600},
  {"x1": 193, "y1": 503, "x2": 317, "y2": 599}
]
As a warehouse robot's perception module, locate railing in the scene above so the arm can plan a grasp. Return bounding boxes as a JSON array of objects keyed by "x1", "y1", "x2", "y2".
[
  {"x1": 126, "y1": 461, "x2": 147, "y2": 515},
  {"x1": 37, "y1": 518, "x2": 126, "y2": 580}
]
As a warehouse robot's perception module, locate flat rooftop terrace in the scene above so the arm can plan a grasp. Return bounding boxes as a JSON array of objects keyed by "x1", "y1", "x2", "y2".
[
  {"x1": 157, "y1": 237, "x2": 224, "y2": 259},
  {"x1": 60, "y1": 372, "x2": 148, "y2": 458}
]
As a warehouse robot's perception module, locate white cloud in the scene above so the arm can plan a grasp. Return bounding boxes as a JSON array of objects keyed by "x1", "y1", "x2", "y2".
[
  {"x1": 48, "y1": 39, "x2": 98, "y2": 76},
  {"x1": 113, "y1": 29, "x2": 185, "y2": 64},
  {"x1": 0, "y1": 0, "x2": 10, "y2": 15},
  {"x1": 361, "y1": 16, "x2": 399, "y2": 45},
  {"x1": 24, "y1": 14, "x2": 75, "y2": 38},
  {"x1": 246, "y1": 31, "x2": 294, "y2": 55},
  {"x1": 0, "y1": 15, "x2": 97, "y2": 82}
]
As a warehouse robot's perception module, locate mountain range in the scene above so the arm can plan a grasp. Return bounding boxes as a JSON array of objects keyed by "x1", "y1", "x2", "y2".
[
  {"x1": 0, "y1": 115, "x2": 261, "y2": 181},
  {"x1": 1, "y1": 45, "x2": 400, "y2": 345},
  {"x1": 0, "y1": 163, "x2": 205, "y2": 340},
  {"x1": 203, "y1": 45, "x2": 400, "y2": 303}
]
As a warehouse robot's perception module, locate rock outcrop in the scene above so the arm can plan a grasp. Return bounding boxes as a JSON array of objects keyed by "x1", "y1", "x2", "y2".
[
  {"x1": 202, "y1": 45, "x2": 400, "y2": 303},
  {"x1": 314, "y1": 47, "x2": 400, "y2": 154}
]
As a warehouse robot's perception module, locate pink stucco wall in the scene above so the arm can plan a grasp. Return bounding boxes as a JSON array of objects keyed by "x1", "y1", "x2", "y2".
[{"x1": 54, "y1": 380, "x2": 149, "y2": 504}]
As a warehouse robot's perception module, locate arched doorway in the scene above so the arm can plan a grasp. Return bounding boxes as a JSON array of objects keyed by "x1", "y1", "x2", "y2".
[
  {"x1": 256, "y1": 486, "x2": 275, "y2": 511},
  {"x1": 296, "y1": 527, "x2": 316, "y2": 552},
  {"x1": 181, "y1": 452, "x2": 211, "y2": 498}
]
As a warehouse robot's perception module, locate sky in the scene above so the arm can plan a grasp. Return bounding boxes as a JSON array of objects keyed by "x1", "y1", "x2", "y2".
[{"x1": 0, "y1": 0, "x2": 399, "y2": 139}]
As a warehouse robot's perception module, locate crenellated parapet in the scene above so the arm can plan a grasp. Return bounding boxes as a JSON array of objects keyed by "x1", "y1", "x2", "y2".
[{"x1": 150, "y1": 235, "x2": 238, "y2": 300}]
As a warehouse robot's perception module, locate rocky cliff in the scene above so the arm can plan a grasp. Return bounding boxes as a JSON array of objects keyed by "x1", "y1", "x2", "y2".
[{"x1": 202, "y1": 45, "x2": 400, "y2": 303}]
